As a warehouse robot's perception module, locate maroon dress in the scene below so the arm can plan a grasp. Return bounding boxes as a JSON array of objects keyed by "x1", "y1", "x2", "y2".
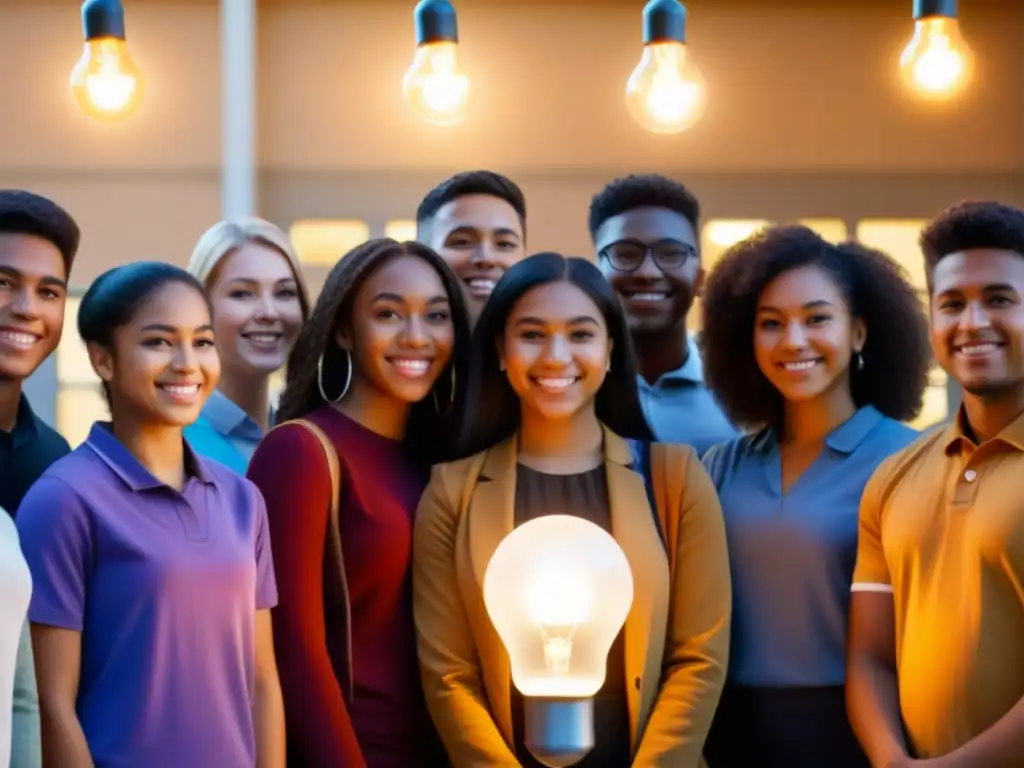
[{"x1": 248, "y1": 406, "x2": 447, "y2": 767}]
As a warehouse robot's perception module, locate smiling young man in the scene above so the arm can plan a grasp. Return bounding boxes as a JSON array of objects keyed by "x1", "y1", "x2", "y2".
[
  {"x1": 0, "y1": 190, "x2": 79, "y2": 768},
  {"x1": 590, "y1": 173, "x2": 737, "y2": 454},
  {"x1": 416, "y1": 170, "x2": 527, "y2": 323},
  {"x1": 847, "y1": 200, "x2": 1024, "y2": 768}
]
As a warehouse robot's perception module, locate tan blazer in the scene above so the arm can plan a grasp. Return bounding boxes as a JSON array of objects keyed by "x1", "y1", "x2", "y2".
[{"x1": 412, "y1": 426, "x2": 732, "y2": 767}]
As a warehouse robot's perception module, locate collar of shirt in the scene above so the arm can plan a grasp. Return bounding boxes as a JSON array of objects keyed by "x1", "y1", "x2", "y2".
[
  {"x1": 942, "y1": 404, "x2": 1024, "y2": 455},
  {"x1": 0, "y1": 393, "x2": 40, "y2": 450},
  {"x1": 751, "y1": 405, "x2": 885, "y2": 456},
  {"x1": 640, "y1": 336, "x2": 705, "y2": 389},
  {"x1": 86, "y1": 422, "x2": 217, "y2": 491},
  {"x1": 201, "y1": 389, "x2": 266, "y2": 442}
]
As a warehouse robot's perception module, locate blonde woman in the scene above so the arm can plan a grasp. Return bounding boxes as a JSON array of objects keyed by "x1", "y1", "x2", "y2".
[{"x1": 185, "y1": 217, "x2": 310, "y2": 471}]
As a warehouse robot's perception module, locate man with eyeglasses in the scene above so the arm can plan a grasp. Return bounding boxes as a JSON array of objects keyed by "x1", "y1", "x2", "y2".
[{"x1": 589, "y1": 173, "x2": 737, "y2": 455}]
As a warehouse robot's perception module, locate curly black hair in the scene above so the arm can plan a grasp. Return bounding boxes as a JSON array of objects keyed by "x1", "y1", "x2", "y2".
[
  {"x1": 701, "y1": 225, "x2": 930, "y2": 430},
  {"x1": 920, "y1": 200, "x2": 1024, "y2": 286},
  {"x1": 587, "y1": 173, "x2": 700, "y2": 240},
  {"x1": 276, "y1": 238, "x2": 472, "y2": 464},
  {"x1": 0, "y1": 189, "x2": 80, "y2": 276},
  {"x1": 416, "y1": 170, "x2": 527, "y2": 235}
]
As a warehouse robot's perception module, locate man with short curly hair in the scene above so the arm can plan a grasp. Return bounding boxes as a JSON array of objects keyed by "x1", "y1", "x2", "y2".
[
  {"x1": 589, "y1": 173, "x2": 736, "y2": 454},
  {"x1": 848, "y1": 200, "x2": 1024, "y2": 766}
]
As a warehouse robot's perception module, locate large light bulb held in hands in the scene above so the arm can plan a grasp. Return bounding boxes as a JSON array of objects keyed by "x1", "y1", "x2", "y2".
[
  {"x1": 403, "y1": 0, "x2": 469, "y2": 126},
  {"x1": 70, "y1": 0, "x2": 142, "y2": 121},
  {"x1": 626, "y1": 0, "x2": 705, "y2": 134},
  {"x1": 899, "y1": 0, "x2": 973, "y2": 101},
  {"x1": 483, "y1": 515, "x2": 634, "y2": 767}
]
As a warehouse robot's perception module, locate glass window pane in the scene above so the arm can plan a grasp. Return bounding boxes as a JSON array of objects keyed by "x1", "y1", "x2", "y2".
[
  {"x1": 702, "y1": 219, "x2": 773, "y2": 269},
  {"x1": 384, "y1": 219, "x2": 418, "y2": 242},
  {"x1": 55, "y1": 297, "x2": 99, "y2": 386},
  {"x1": 57, "y1": 385, "x2": 108, "y2": 449},
  {"x1": 798, "y1": 219, "x2": 848, "y2": 244},
  {"x1": 289, "y1": 219, "x2": 370, "y2": 266},
  {"x1": 855, "y1": 219, "x2": 929, "y2": 291}
]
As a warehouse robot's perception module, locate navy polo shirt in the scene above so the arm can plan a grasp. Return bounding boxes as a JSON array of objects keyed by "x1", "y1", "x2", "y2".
[
  {"x1": 702, "y1": 406, "x2": 918, "y2": 686},
  {"x1": 0, "y1": 394, "x2": 70, "y2": 517}
]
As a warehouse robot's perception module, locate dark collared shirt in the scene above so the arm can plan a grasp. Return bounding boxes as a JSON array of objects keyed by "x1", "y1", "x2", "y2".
[{"x1": 0, "y1": 394, "x2": 70, "y2": 517}]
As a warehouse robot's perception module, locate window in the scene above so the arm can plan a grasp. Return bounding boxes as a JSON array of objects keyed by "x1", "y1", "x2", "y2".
[
  {"x1": 797, "y1": 219, "x2": 848, "y2": 244},
  {"x1": 855, "y1": 219, "x2": 948, "y2": 429},
  {"x1": 692, "y1": 220, "x2": 774, "y2": 330},
  {"x1": 289, "y1": 219, "x2": 370, "y2": 266},
  {"x1": 384, "y1": 218, "x2": 418, "y2": 242},
  {"x1": 55, "y1": 296, "x2": 107, "y2": 448}
]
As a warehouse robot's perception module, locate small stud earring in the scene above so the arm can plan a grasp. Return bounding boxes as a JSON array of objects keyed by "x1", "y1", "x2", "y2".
[{"x1": 855, "y1": 351, "x2": 865, "y2": 371}]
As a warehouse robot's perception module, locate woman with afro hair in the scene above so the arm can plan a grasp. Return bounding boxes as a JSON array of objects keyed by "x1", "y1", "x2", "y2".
[{"x1": 697, "y1": 225, "x2": 931, "y2": 767}]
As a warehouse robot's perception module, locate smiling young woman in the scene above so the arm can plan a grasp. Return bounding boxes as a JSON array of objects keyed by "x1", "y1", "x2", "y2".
[
  {"x1": 412, "y1": 252, "x2": 732, "y2": 767},
  {"x1": 698, "y1": 225, "x2": 930, "y2": 767},
  {"x1": 246, "y1": 238, "x2": 471, "y2": 767},
  {"x1": 184, "y1": 217, "x2": 310, "y2": 472},
  {"x1": 15, "y1": 261, "x2": 284, "y2": 768}
]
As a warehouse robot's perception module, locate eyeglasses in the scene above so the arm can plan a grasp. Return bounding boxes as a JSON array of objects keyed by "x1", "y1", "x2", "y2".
[{"x1": 598, "y1": 238, "x2": 698, "y2": 273}]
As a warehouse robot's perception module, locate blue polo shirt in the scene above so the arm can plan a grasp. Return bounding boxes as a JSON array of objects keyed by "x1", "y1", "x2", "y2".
[
  {"x1": 702, "y1": 406, "x2": 917, "y2": 686},
  {"x1": 183, "y1": 389, "x2": 269, "y2": 473},
  {"x1": 16, "y1": 422, "x2": 277, "y2": 767},
  {"x1": 637, "y1": 339, "x2": 738, "y2": 456}
]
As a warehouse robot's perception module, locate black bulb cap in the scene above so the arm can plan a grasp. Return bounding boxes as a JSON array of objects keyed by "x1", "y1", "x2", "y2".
[
  {"x1": 642, "y1": 0, "x2": 687, "y2": 45},
  {"x1": 414, "y1": 0, "x2": 459, "y2": 46},
  {"x1": 913, "y1": 0, "x2": 958, "y2": 20},
  {"x1": 82, "y1": 0, "x2": 126, "y2": 41}
]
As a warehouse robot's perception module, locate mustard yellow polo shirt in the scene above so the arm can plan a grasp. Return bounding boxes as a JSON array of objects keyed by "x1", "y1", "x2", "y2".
[{"x1": 852, "y1": 407, "x2": 1024, "y2": 758}]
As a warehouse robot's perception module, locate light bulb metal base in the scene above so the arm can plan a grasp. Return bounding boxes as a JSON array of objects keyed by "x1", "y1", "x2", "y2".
[
  {"x1": 913, "y1": 0, "x2": 957, "y2": 20},
  {"x1": 414, "y1": 0, "x2": 458, "y2": 45},
  {"x1": 524, "y1": 697, "x2": 595, "y2": 768},
  {"x1": 642, "y1": 0, "x2": 687, "y2": 45},
  {"x1": 82, "y1": 0, "x2": 126, "y2": 41}
]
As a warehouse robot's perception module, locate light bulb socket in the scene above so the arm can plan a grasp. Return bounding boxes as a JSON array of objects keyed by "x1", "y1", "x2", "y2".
[
  {"x1": 913, "y1": 0, "x2": 957, "y2": 19},
  {"x1": 82, "y1": 0, "x2": 126, "y2": 41},
  {"x1": 414, "y1": 0, "x2": 459, "y2": 45},
  {"x1": 642, "y1": 0, "x2": 687, "y2": 45},
  {"x1": 523, "y1": 697, "x2": 595, "y2": 768}
]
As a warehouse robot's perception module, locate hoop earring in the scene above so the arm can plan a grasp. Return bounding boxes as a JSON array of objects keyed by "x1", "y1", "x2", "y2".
[
  {"x1": 433, "y1": 367, "x2": 456, "y2": 416},
  {"x1": 855, "y1": 351, "x2": 865, "y2": 371},
  {"x1": 318, "y1": 349, "x2": 352, "y2": 404}
]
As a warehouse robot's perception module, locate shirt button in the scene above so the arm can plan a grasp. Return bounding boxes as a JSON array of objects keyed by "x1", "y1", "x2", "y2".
[{"x1": 964, "y1": 469, "x2": 977, "y2": 482}]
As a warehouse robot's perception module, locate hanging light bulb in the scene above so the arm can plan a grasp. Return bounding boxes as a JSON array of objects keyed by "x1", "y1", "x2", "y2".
[
  {"x1": 70, "y1": 0, "x2": 143, "y2": 120},
  {"x1": 483, "y1": 515, "x2": 634, "y2": 767},
  {"x1": 899, "y1": 0, "x2": 973, "y2": 101},
  {"x1": 625, "y1": 0, "x2": 706, "y2": 135},
  {"x1": 403, "y1": 0, "x2": 470, "y2": 126}
]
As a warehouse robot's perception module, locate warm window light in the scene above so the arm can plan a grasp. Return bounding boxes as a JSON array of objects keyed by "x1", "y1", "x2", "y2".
[
  {"x1": 626, "y1": 0, "x2": 706, "y2": 135},
  {"x1": 403, "y1": 0, "x2": 469, "y2": 126},
  {"x1": 855, "y1": 219, "x2": 929, "y2": 290},
  {"x1": 798, "y1": 219, "x2": 848, "y2": 244},
  {"x1": 704, "y1": 219, "x2": 771, "y2": 251},
  {"x1": 899, "y1": 0, "x2": 973, "y2": 101},
  {"x1": 483, "y1": 515, "x2": 633, "y2": 766},
  {"x1": 289, "y1": 220, "x2": 370, "y2": 266},
  {"x1": 384, "y1": 219, "x2": 419, "y2": 243},
  {"x1": 70, "y1": 0, "x2": 142, "y2": 120}
]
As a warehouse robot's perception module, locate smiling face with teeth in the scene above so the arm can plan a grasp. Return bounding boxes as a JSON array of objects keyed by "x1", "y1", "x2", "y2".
[
  {"x1": 334, "y1": 254, "x2": 455, "y2": 414},
  {"x1": 930, "y1": 249, "x2": 1024, "y2": 397},
  {"x1": 754, "y1": 265, "x2": 866, "y2": 407},
  {"x1": 0, "y1": 233, "x2": 68, "y2": 384},
  {"x1": 500, "y1": 280, "x2": 611, "y2": 423},
  {"x1": 90, "y1": 281, "x2": 220, "y2": 428},
  {"x1": 207, "y1": 242, "x2": 305, "y2": 378}
]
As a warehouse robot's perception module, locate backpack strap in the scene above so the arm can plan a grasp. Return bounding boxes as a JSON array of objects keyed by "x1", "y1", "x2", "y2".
[{"x1": 278, "y1": 418, "x2": 354, "y2": 704}]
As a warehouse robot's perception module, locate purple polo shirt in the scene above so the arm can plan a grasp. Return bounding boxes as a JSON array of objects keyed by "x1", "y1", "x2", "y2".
[{"x1": 16, "y1": 422, "x2": 277, "y2": 768}]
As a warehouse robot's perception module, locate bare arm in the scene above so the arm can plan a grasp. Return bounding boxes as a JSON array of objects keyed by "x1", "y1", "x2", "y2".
[
  {"x1": 929, "y1": 696, "x2": 1024, "y2": 767},
  {"x1": 30, "y1": 625, "x2": 93, "y2": 768},
  {"x1": 846, "y1": 591, "x2": 909, "y2": 767},
  {"x1": 253, "y1": 609, "x2": 286, "y2": 768}
]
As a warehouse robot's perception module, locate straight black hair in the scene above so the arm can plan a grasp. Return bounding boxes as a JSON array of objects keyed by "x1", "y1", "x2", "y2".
[{"x1": 458, "y1": 252, "x2": 653, "y2": 457}]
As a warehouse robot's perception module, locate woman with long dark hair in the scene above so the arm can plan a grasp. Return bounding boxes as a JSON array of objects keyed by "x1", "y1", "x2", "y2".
[
  {"x1": 413, "y1": 252, "x2": 732, "y2": 767},
  {"x1": 247, "y1": 238, "x2": 470, "y2": 767},
  {"x1": 16, "y1": 262, "x2": 284, "y2": 767}
]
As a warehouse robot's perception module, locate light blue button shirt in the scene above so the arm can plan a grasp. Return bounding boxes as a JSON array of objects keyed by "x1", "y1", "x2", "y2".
[
  {"x1": 183, "y1": 390, "x2": 268, "y2": 474},
  {"x1": 702, "y1": 406, "x2": 918, "y2": 687},
  {"x1": 638, "y1": 339, "x2": 739, "y2": 456}
]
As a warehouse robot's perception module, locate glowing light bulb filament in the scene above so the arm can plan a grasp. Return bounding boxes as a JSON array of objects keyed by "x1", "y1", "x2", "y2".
[{"x1": 899, "y1": 15, "x2": 973, "y2": 100}]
